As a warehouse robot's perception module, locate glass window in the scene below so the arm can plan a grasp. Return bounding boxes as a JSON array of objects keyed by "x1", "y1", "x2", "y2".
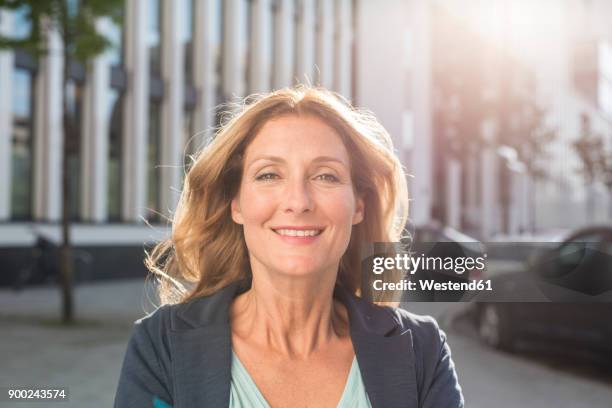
[
  {"x1": 293, "y1": 0, "x2": 301, "y2": 84},
  {"x1": 107, "y1": 89, "x2": 123, "y2": 221},
  {"x1": 599, "y1": 41, "x2": 612, "y2": 81},
  {"x1": 213, "y1": 0, "x2": 225, "y2": 126},
  {"x1": 181, "y1": 0, "x2": 194, "y2": 85},
  {"x1": 11, "y1": 5, "x2": 32, "y2": 40},
  {"x1": 65, "y1": 80, "x2": 84, "y2": 220},
  {"x1": 244, "y1": 0, "x2": 251, "y2": 92},
  {"x1": 598, "y1": 78, "x2": 612, "y2": 117},
  {"x1": 147, "y1": 101, "x2": 161, "y2": 222},
  {"x1": 181, "y1": 108, "x2": 195, "y2": 188},
  {"x1": 183, "y1": 108, "x2": 195, "y2": 164},
  {"x1": 11, "y1": 69, "x2": 35, "y2": 220},
  {"x1": 148, "y1": 0, "x2": 162, "y2": 76},
  {"x1": 106, "y1": 12, "x2": 124, "y2": 67},
  {"x1": 270, "y1": 1, "x2": 279, "y2": 88}
]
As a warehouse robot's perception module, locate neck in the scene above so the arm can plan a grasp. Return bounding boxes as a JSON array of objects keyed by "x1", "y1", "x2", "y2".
[{"x1": 230, "y1": 266, "x2": 349, "y2": 359}]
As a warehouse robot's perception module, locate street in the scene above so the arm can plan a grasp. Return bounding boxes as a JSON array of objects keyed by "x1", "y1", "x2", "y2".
[{"x1": 0, "y1": 280, "x2": 611, "y2": 407}]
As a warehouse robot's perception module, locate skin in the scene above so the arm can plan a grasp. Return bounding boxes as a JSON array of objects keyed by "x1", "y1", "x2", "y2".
[{"x1": 230, "y1": 115, "x2": 365, "y2": 407}]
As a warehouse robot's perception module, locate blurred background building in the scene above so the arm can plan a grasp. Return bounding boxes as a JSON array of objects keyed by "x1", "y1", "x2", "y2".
[{"x1": 1, "y1": 0, "x2": 612, "y2": 284}]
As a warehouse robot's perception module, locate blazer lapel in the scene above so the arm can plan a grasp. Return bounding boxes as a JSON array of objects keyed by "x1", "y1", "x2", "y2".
[
  {"x1": 169, "y1": 282, "x2": 245, "y2": 408},
  {"x1": 170, "y1": 325, "x2": 231, "y2": 407},
  {"x1": 336, "y1": 286, "x2": 419, "y2": 408}
]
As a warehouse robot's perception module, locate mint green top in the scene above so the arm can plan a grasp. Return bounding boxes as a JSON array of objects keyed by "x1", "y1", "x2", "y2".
[{"x1": 229, "y1": 351, "x2": 372, "y2": 408}]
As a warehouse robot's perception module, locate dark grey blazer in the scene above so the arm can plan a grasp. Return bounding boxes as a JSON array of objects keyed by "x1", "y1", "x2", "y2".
[{"x1": 114, "y1": 281, "x2": 464, "y2": 408}]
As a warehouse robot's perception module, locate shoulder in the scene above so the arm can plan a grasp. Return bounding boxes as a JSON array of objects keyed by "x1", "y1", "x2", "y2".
[
  {"x1": 374, "y1": 305, "x2": 450, "y2": 371},
  {"x1": 383, "y1": 306, "x2": 464, "y2": 407},
  {"x1": 385, "y1": 306, "x2": 447, "y2": 347},
  {"x1": 115, "y1": 304, "x2": 179, "y2": 407}
]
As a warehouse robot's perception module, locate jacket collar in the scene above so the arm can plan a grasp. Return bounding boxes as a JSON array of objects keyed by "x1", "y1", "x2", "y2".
[{"x1": 170, "y1": 281, "x2": 418, "y2": 408}]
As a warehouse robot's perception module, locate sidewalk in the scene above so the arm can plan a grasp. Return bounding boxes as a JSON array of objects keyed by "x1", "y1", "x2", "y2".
[{"x1": 0, "y1": 278, "x2": 151, "y2": 408}]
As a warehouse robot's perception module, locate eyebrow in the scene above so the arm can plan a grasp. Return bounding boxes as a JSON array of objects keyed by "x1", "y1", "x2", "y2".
[{"x1": 247, "y1": 155, "x2": 348, "y2": 169}]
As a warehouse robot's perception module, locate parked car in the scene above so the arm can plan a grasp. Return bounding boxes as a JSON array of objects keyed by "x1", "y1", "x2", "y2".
[
  {"x1": 475, "y1": 226, "x2": 612, "y2": 360},
  {"x1": 401, "y1": 221, "x2": 486, "y2": 301}
]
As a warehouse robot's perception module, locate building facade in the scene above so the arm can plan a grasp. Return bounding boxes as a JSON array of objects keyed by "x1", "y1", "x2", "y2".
[{"x1": 0, "y1": 0, "x2": 358, "y2": 283}]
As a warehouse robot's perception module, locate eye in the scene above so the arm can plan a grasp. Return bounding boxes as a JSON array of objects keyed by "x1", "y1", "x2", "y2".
[
  {"x1": 255, "y1": 172, "x2": 279, "y2": 181},
  {"x1": 315, "y1": 173, "x2": 340, "y2": 183}
]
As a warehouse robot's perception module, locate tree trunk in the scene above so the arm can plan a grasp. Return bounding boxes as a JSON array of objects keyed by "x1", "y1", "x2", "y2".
[
  {"x1": 608, "y1": 187, "x2": 612, "y2": 221},
  {"x1": 586, "y1": 183, "x2": 595, "y2": 225},
  {"x1": 60, "y1": 48, "x2": 74, "y2": 324},
  {"x1": 529, "y1": 176, "x2": 537, "y2": 234}
]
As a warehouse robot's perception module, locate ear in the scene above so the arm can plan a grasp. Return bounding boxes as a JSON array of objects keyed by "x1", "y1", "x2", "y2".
[
  {"x1": 352, "y1": 195, "x2": 365, "y2": 225},
  {"x1": 231, "y1": 196, "x2": 244, "y2": 225}
]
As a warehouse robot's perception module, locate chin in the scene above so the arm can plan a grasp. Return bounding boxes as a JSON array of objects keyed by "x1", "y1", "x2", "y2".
[{"x1": 275, "y1": 259, "x2": 325, "y2": 278}]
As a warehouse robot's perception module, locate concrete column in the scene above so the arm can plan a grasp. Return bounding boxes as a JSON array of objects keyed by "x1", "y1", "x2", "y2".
[
  {"x1": 521, "y1": 175, "x2": 533, "y2": 232},
  {"x1": 81, "y1": 18, "x2": 111, "y2": 223},
  {"x1": 223, "y1": 0, "x2": 247, "y2": 99},
  {"x1": 407, "y1": 0, "x2": 432, "y2": 227},
  {"x1": 33, "y1": 26, "x2": 63, "y2": 222},
  {"x1": 446, "y1": 159, "x2": 462, "y2": 229},
  {"x1": 508, "y1": 168, "x2": 520, "y2": 235},
  {"x1": 193, "y1": 0, "x2": 217, "y2": 147},
  {"x1": 354, "y1": 0, "x2": 406, "y2": 138},
  {"x1": 316, "y1": 0, "x2": 333, "y2": 88},
  {"x1": 159, "y1": 0, "x2": 185, "y2": 217},
  {"x1": 272, "y1": 0, "x2": 294, "y2": 89},
  {"x1": 249, "y1": 0, "x2": 272, "y2": 93},
  {"x1": 295, "y1": 0, "x2": 315, "y2": 84},
  {"x1": 333, "y1": 0, "x2": 352, "y2": 98},
  {"x1": 465, "y1": 156, "x2": 479, "y2": 230},
  {"x1": 0, "y1": 10, "x2": 13, "y2": 220},
  {"x1": 122, "y1": 0, "x2": 149, "y2": 222},
  {"x1": 480, "y1": 148, "x2": 498, "y2": 239}
]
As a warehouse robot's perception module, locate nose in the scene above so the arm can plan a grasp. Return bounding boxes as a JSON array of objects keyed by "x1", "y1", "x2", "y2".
[{"x1": 282, "y1": 177, "x2": 314, "y2": 213}]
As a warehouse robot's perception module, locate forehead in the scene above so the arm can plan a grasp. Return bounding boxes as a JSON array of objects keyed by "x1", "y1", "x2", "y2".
[{"x1": 244, "y1": 115, "x2": 349, "y2": 163}]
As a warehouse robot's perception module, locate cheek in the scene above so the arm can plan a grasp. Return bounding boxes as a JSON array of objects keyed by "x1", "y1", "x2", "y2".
[
  {"x1": 238, "y1": 185, "x2": 277, "y2": 224},
  {"x1": 318, "y1": 190, "x2": 357, "y2": 226}
]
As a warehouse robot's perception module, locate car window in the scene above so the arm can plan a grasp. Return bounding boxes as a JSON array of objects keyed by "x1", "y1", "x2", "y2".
[{"x1": 551, "y1": 233, "x2": 603, "y2": 277}]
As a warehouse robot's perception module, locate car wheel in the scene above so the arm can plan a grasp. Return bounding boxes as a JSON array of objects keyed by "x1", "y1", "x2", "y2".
[{"x1": 478, "y1": 304, "x2": 514, "y2": 351}]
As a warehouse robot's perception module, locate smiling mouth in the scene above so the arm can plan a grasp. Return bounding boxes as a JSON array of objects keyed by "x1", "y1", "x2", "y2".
[{"x1": 272, "y1": 228, "x2": 324, "y2": 237}]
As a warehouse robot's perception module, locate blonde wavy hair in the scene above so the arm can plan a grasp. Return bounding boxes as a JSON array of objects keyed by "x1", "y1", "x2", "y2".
[{"x1": 146, "y1": 86, "x2": 409, "y2": 305}]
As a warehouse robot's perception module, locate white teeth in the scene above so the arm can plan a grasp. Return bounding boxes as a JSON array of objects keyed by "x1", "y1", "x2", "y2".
[{"x1": 275, "y1": 229, "x2": 322, "y2": 237}]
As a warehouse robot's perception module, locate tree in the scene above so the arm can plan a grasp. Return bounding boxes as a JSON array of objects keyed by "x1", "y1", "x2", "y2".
[
  {"x1": 600, "y1": 151, "x2": 612, "y2": 218},
  {"x1": 572, "y1": 117, "x2": 606, "y2": 222},
  {"x1": 497, "y1": 94, "x2": 557, "y2": 233},
  {"x1": 0, "y1": 0, "x2": 123, "y2": 323},
  {"x1": 432, "y1": 4, "x2": 557, "y2": 233}
]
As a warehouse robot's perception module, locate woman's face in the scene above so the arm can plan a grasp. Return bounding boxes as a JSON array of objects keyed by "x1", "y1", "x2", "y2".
[{"x1": 231, "y1": 115, "x2": 364, "y2": 280}]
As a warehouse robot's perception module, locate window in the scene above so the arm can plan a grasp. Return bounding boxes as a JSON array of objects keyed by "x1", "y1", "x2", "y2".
[
  {"x1": 148, "y1": 0, "x2": 162, "y2": 76},
  {"x1": 11, "y1": 69, "x2": 35, "y2": 220},
  {"x1": 65, "y1": 80, "x2": 84, "y2": 220},
  {"x1": 106, "y1": 12, "x2": 124, "y2": 67},
  {"x1": 146, "y1": 101, "x2": 162, "y2": 222},
  {"x1": 182, "y1": 108, "x2": 195, "y2": 187},
  {"x1": 270, "y1": 0, "x2": 279, "y2": 88},
  {"x1": 293, "y1": 0, "x2": 301, "y2": 84},
  {"x1": 107, "y1": 89, "x2": 123, "y2": 221},
  {"x1": 244, "y1": 0, "x2": 251, "y2": 92},
  {"x1": 11, "y1": 5, "x2": 32, "y2": 40},
  {"x1": 213, "y1": 0, "x2": 225, "y2": 127},
  {"x1": 181, "y1": 0, "x2": 194, "y2": 85}
]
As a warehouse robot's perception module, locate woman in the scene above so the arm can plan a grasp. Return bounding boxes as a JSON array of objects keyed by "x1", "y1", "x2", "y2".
[{"x1": 114, "y1": 87, "x2": 464, "y2": 408}]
